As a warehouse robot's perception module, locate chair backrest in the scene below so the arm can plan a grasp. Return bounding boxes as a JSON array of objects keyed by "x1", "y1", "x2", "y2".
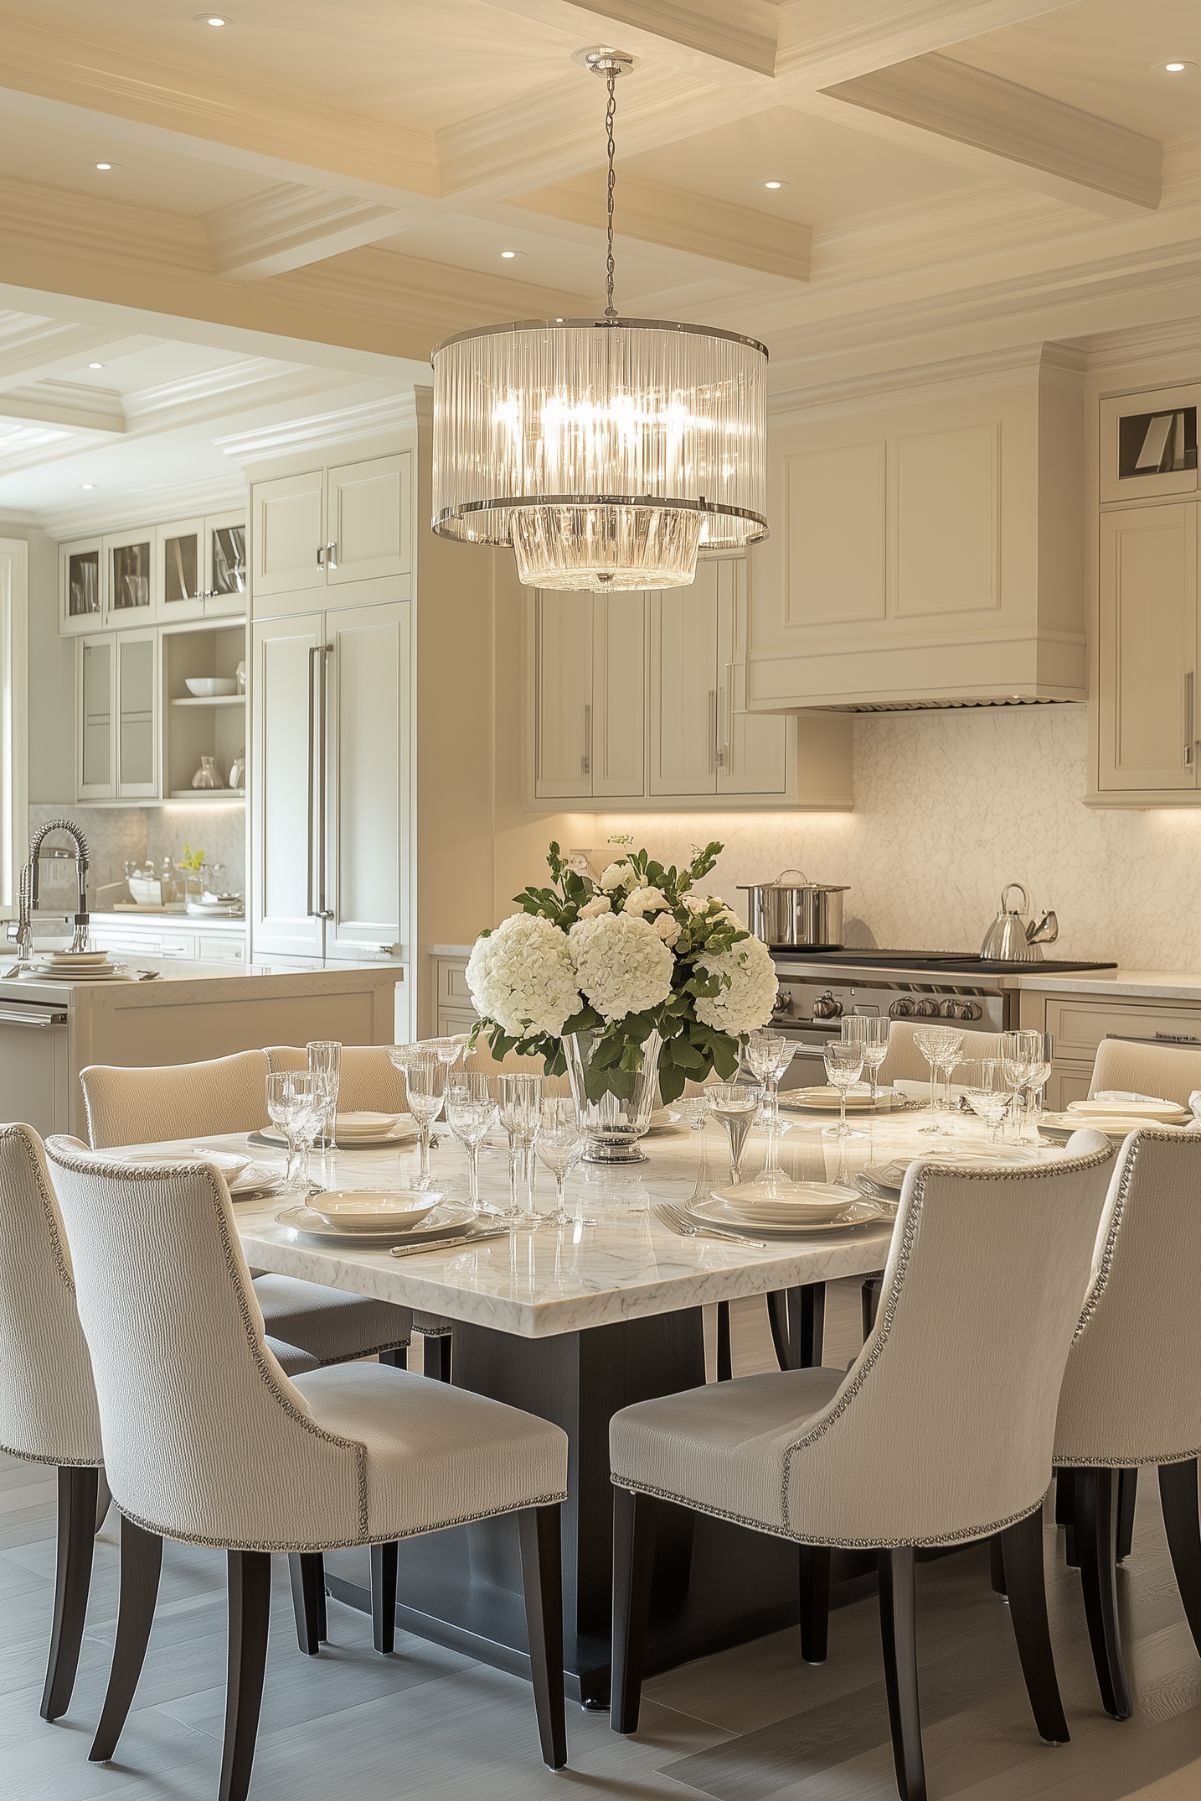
[
  {"x1": 781, "y1": 1133, "x2": 1115, "y2": 1545},
  {"x1": 877, "y1": 1020, "x2": 1004, "y2": 1086},
  {"x1": 1089, "y1": 1037, "x2": 1201, "y2": 1108},
  {"x1": 81, "y1": 1050, "x2": 271, "y2": 1149},
  {"x1": 266, "y1": 1044, "x2": 407, "y2": 1112},
  {"x1": 1055, "y1": 1129, "x2": 1201, "y2": 1467},
  {"x1": 0, "y1": 1124, "x2": 102, "y2": 1468},
  {"x1": 44, "y1": 1136, "x2": 366, "y2": 1549}
]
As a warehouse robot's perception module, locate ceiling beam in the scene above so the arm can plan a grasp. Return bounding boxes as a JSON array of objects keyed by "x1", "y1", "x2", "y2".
[
  {"x1": 205, "y1": 185, "x2": 430, "y2": 282},
  {"x1": 0, "y1": 319, "x2": 145, "y2": 388},
  {"x1": 809, "y1": 53, "x2": 1161, "y2": 217},
  {"x1": 774, "y1": 0, "x2": 1084, "y2": 85},
  {"x1": 490, "y1": 1, "x2": 780, "y2": 76},
  {"x1": 0, "y1": 379, "x2": 125, "y2": 434},
  {"x1": 505, "y1": 171, "x2": 811, "y2": 282}
]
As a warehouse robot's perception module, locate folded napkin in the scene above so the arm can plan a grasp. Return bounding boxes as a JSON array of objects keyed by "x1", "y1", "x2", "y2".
[{"x1": 1088, "y1": 1091, "x2": 1172, "y2": 1106}]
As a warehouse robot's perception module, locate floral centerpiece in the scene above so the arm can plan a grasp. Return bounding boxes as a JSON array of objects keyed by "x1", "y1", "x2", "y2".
[{"x1": 465, "y1": 841, "x2": 777, "y2": 1161}]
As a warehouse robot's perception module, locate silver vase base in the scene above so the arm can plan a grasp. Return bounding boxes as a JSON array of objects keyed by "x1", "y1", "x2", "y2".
[{"x1": 583, "y1": 1140, "x2": 648, "y2": 1165}]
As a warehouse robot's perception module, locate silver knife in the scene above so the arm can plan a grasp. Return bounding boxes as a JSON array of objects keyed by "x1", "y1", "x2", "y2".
[{"x1": 389, "y1": 1227, "x2": 508, "y2": 1257}]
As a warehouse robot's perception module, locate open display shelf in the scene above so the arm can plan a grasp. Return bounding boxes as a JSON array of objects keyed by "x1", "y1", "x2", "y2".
[{"x1": 162, "y1": 622, "x2": 247, "y2": 801}]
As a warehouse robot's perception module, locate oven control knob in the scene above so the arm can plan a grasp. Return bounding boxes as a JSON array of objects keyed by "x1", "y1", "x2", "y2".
[
  {"x1": 811, "y1": 989, "x2": 843, "y2": 1021},
  {"x1": 773, "y1": 988, "x2": 794, "y2": 1016},
  {"x1": 912, "y1": 997, "x2": 939, "y2": 1017},
  {"x1": 888, "y1": 997, "x2": 914, "y2": 1018},
  {"x1": 941, "y1": 999, "x2": 982, "y2": 1021}
]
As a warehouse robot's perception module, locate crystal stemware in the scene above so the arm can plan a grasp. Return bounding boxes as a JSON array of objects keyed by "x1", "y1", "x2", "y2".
[
  {"x1": 708, "y1": 1082, "x2": 763, "y2": 1184},
  {"x1": 391, "y1": 1048, "x2": 447, "y2": 1185},
  {"x1": 1023, "y1": 1032, "x2": 1053, "y2": 1137},
  {"x1": 497, "y1": 1071, "x2": 543, "y2": 1228},
  {"x1": 822, "y1": 1040, "x2": 865, "y2": 1140},
  {"x1": 444, "y1": 1072, "x2": 498, "y2": 1218},
  {"x1": 306, "y1": 1040, "x2": 341, "y2": 1150},
  {"x1": 1000, "y1": 1029, "x2": 1044, "y2": 1140},
  {"x1": 537, "y1": 1098, "x2": 589, "y2": 1227},
  {"x1": 958, "y1": 1057, "x2": 1008, "y2": 1142},
  {"x1": 265, "y1": 1071, "x2": 323, "y2": 1193},
  {"x1": 745, "y1": 1029, "x2": 796, "y2": 1126},
  {"x1": 913, "y1": 1024, "x2": 963, "y2": 1136},
  {"x1": 676, "y1": 1079, "x2": 714, "y2": 1207},
  {"x1": 842, "y1": 1014, "x2": 890, "y2": 1107}
]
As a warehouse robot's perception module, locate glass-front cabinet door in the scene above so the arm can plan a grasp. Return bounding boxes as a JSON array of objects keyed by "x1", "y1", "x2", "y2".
[
  {"x1": 60, "y1": 539, "x2": 104, "y2": 637},
  {"x1": 115, "y1": 631, "x2": 158, "y2": 797},
  {"x1": 77, "y1": 636, "x2": 115, "y2": 798},
  {"x1": 158, "y1": 518, "x2": 206, "y2": 622},
  {"x1": 206, "y1": 511, "x2": 247, "y2": 616},
  {"x1": 106, "y1": 532, "x2": 155, "y2": 625}
]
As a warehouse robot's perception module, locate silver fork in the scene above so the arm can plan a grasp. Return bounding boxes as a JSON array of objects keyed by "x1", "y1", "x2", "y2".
[{"x1": 653, "y1": 1202, "x2": 766, "y2": 1249}]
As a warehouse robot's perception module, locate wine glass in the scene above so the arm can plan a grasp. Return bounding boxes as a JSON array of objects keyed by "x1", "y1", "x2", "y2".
[
  {"x1": 1023, "y1": 1032, "x2": 1053, "y2": 1137},
  {"x1": 497, "y1": 1072, "x2": 543, "y2": 1228},
  {"x1": 392, "y1": 1049, "x2": 447, "y2": 1186},
  {"x1": 1001, "y1": 1030, "x2": 1044, "y2": 1140},
  {"x1": 306, "y1": 1040, "x2": 341, "y2": 1151},
  {"x1": 708, "y1": 1082, "x2": 763, "y2": 1184},
  {"x1": 423, "y1": 1034, "x2": 472, "y2": 1073},
  {"x1": 822, "y1": 1041, "x2": 865, "y2": 1140},
  {"x1": 958, "y1": 1058, "x2": 1008, "y2": 1142},
  {"x1": 913, "y1": 1024, "x2": 963, "y2": 1137},
  {"x1": 265, "y1": 1071, "x2": 323, "y2": 1193},
  {"x1": 444, "y1": 1072, "x2": 498, "y2": 1218},
  {"x1": 537, "y1": 1098, "x2": 588, "y2": 1228},
  {"x1": 676, "y1": 1078, "x2": 714, "y2": 1206},
  {"x1": 932, "y1": 1029, "x2": 965, "y2": 1134},
  {"x1": 842, "y1": 1015, "x2": 889, "y2": 1107},
  {"x1": 745, "y1": 1029, "x2": 796, "y2": 1126}
]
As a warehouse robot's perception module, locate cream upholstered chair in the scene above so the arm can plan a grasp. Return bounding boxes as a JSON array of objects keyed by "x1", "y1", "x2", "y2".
[
  {"x1": 44, "y1": 1138, "x2": 569, "y2": 1797},
  {"x1": 1052, "y1": 1129, "x2": 1201, "y2": 1720},
  {"x1": 1088, "y1": 1036, "x2": 1201, "y2": 1108},
  {"x1": 80, "y1": 1052, "x2": 414, "y2": 1373},
  {"x1": 876, "y1": 1019, "x2": 1004, "y2": 1087},
  {"x1": 609, "y1": 1137, "x2": 1115, "y2": 1801}
]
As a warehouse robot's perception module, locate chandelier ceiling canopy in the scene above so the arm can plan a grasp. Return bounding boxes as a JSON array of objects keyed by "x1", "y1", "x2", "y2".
[{"x1": 429, "y1": 48, "x2": 769, "y2": 593}]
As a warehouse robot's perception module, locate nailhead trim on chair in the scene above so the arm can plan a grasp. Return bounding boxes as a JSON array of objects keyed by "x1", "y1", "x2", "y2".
[{"x1": 7, "y1": 1124, "x2": 76, "y2": 1295}]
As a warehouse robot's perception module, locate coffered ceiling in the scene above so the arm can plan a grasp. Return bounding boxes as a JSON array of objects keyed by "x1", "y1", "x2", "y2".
[{"x1": 1, "y1": 0, "x2": 1201, "y2": 518}]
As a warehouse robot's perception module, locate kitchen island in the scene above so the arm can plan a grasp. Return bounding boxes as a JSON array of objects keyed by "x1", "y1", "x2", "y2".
[{"x1": 0, "y1": 959, "x2": 403, "y2": 1138}]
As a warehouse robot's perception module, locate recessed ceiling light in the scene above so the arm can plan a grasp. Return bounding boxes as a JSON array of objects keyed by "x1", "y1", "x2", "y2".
[
  {"x1": 81, "y1": 483, "x2": 96, "y2": 492},
  {"x1": 93, "y1": 161, "x2": 117, "y2": 172},
  {"x1": 1161, "y1": 59, "x2": 1197, "y2": 74},
  {"x1": 763, "y1": 179, "x2": 785, "y2": 190},
  {"x1": 87, "y1": 361, "x2": 105, "y2": 370},
  {"x1": 500, "y1": 248, "x2": 518, "y2": 259},
  {"x1": 196, "y1": 12, "x2": 231, "y2": 23}
]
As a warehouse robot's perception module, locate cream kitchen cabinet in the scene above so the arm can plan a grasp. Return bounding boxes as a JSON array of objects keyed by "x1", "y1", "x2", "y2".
[
  {"x1": 60, "y1": 530, "x2": 156, "y2": 633},
  {"x1": 75, "y1": 630, "x2": 158, "y2": 800},
  {"x1": 746, "y1": 355, "x2": 1086, "y2": 709},
  {"x1": 1099, "y1": 382, "x2": 1200, "y2": 506},
  {"x1": 158, "y1": 513, "x2": 247, "y2": 623},
  {"x1": 251, "y1": 601, "x2": 410, "y2": 968},
  {"x1": 531, "y1": 590, "x2": 646, "y2": 801},
  {"x1": 251, "y1": 452, "x2": 412, "y2": 613}
]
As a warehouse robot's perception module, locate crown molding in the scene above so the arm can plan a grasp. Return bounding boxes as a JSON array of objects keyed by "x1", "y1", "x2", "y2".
[
  {"x1": 214, "y1": 392, "x2": 420, "y2": 467},
  {"x1": 40, "y1": 472, "x2": 246, "y2": 542},
  {"x1": 773, "y1": 0, "x2": 1082, "y2": 84},
  {"x1": 0, "y1": 172, "x2": 206, "y2": 272},
  {"x1": 812, "y1": 181, "x2": 1075, "y2": 285},
  {"x1": 1082, "y1": 318, "x2": 1201, "y2": 389},
  {"x1": 0, "y1": 379, "x2": 125, "y2": 434},
  {"x1": 768, "y1": 339, "x2": 1083, "y2": 417}
]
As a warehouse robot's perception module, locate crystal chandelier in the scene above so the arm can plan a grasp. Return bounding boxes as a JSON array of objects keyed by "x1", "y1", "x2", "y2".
[{"x1": 429, "y1": 48, "x2": 769, "y2": 592}]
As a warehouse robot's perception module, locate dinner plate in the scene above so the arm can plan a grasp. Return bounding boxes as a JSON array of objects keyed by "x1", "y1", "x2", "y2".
[
  {"x1": 276, "y1": 1201, "x2": 472, "y2": 1246},
  {"x1": 304, "y1": 1188, "x2": 444, "y2": 1233},
  {"x1": 252, "y1": 1118, "x2": 418, "y2": 1150},
  {"x1": 334, "y1": 1111, "x2": 405, "y2": 1136},
  {"x1": 779, "y1": 1086, "x2": 903, "y2": 1114},
  {"x1": 708, "y1": 1177, "x2": 860, "y2": 1224},
  {"x1": 1043, "y1": 1109, "x2": 1188, "y2": 1137},
  {"x1": 121, "y1": 1146, "x2": 251, "y2": 1178},
  {"x1": 690, "y1": 1196, "x2": 887, "y2": 1239},
  {"x1": 1067, "y1": 1097, "x2": 1188, "y2": 1124}
]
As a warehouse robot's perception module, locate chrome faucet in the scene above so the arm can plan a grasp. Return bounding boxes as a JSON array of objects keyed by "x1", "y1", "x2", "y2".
[{"x1": 15, "y1": 819, "x2": 91, "y2": 965}]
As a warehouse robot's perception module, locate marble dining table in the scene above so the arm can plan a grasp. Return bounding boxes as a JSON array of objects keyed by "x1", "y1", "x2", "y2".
[{"x1": 139, "y1": 1106, "x2": 1066, "y2": 1704}]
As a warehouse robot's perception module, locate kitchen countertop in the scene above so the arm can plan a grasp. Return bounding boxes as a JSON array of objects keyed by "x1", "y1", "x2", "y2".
[
  {"x1": 90, "y1": 909, "x2": 246, "y2": 930},
  {"x1": 1013, "y1": 968, "x2": 1201, "y2": 1001},
  {"x1": 0, "y1": 959, "x2": 403, "y2": 1007}
]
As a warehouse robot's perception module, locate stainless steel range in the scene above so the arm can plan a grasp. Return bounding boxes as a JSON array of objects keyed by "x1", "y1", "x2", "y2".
[{"x1": 769, "y1": 949, "x2": 1117, "y2": 1087}]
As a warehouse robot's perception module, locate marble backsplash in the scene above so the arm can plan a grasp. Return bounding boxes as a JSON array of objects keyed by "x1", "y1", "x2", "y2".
[
  {"x1": 595, "y1": 703, "x2": 1201, "y2": 971},
  {"x1": 26, "y1": 803, "x2": 246, "y2": 910}
]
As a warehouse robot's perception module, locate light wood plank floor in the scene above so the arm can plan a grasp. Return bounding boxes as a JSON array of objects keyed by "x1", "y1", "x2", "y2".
[{"x1": 2, "y1": 1281, "x2": 1198, "y2": 1800}]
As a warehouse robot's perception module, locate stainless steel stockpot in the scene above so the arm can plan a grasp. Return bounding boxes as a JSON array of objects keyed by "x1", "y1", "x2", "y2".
[{"x1": 737, "y1": 869, "x2": 849, "y2": 949}]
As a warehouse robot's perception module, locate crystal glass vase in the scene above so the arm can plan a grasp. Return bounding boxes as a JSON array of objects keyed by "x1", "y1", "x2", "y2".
[{"x1": 563, "y1": 1028, "x2": 662, "y2": 1164}]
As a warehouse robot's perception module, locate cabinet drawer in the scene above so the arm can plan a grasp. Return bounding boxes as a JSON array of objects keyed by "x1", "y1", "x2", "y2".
[
  {"x1": 157, "y1": 931, "x2": 197, "y2": 960},
  {"x1": 196, "y1": 934, "x2": 246, "y2": 963},
  {"x1": 435, "y1": 959, "x2": 472, "y2": 1007},
  {"x1": 438, "y1": 1007, "x2": 478, "y2": 1037},
  {"x1": 1044, "y1": 996, "x2": 1201, "y2": 1062},
  {"x1": 1044, "y1": 1068, "x2": 1093, "y2": 1111}
]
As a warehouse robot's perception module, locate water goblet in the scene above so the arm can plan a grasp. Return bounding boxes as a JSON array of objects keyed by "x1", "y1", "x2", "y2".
[
  {"x1": 842, "y1": 1014, "x2": 890, "y2": 1107},
  {"x1": 822, "y1": 1040, "x2": 865, "y2": 1140},
  {"x1": 537, "y1": 1098, "x2": 589, "y2": 1227},
  {"x1": 708, "y1": 1081, "x2": 763, "y2": 1184},
  {"x1": 1022, "y1": 1032, "x2": 1053, "y2": 1138},
  {"x1": 306, "y1": 1040, "x2": 341, "y2": 1150},
  {"x1": 265, "y1": 1071, "x2": 323, "y2": 1193},
  {"x1": 913, "y1": 1024, "x2": 963, "y2": 1136},
  {"x1": 1000, "y1": 1029, "x2": 1044, "y2": 1141},
  {"x1": 745, "y1": 1029, "x2": 796, "y2": 1127},
  {"x1": 958, "y1": 1058, "x2": 1009, "y2": 1143},
  {"x1": 497, "y1": 1072, "x2": 543, "y2": 1227},
  {"x1": 392, "y1": 1049, "x2": 447, "y2": 1185},
  {"x1": 444, "y1": 1072, "x2": 498, "y2": 1218}
]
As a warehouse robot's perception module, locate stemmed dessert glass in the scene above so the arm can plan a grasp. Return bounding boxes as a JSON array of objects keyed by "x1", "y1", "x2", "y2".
[
  {"x1": 391, "y1": 1049, "x2": 447, "y2": 1186},
  {"x1": 914, "y1": 1024, "x2": 964, "y2": 1136},
  {"x1": 445, "y1": 1072, "x2": 498, "y2": 1218},
  {"x1": 708, "y1": 1082, "x2": 763, "y2": 1184},
  {"x1": 306, "y1": 1040, "x2": 341, "y2": 1151},
  {"x1": 958, "y1": 1057, "x2": 1009, "y2": 1143},
  {"x1": 841, "y1": 1015, "x2": 890, "y2": 1107},
  {"x1": 265, "y1": 1071, "x2": 324, "y2": 1193},
  {"x1": 537, "y1": 1098, "x2": 589, "y2": 1228},
  {"x1": 497, "y1": 1072, "x2": 543, "y2": 1228},
  {"x1": 822, "y1": 1040, "x2": 865, "y2": 1140}
]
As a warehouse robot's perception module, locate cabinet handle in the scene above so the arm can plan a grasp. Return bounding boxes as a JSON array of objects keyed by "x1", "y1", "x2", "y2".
[
  {"x1": 316, "y1": 645, "x2": 333, "y2": 919},
  {"x1": 326, "y1": 540, "x2": 338, "y2": 571},
  {"x1": 717, "y1": 667, "x2": 733, "y2": 771},
  {"x1": 708, "y1": 689, "x2": 717, "y2": 773},
  {"x1": 582, "y1": 703, "x2": 591, "y2": 777},
  {"x1": 1188, "y1": 672, "x2": 1197, "y2": 767},
  {"x1": 306, "y1": 645, "x2": 320, "y2": 918},
  {"x1": 316, "y1": 545, "x2": 325, "y2": 569}
]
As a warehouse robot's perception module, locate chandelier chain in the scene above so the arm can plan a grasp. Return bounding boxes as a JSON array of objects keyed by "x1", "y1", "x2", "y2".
[{"x1": 604, "y1": 67, "x2": 618, "y2": 319}]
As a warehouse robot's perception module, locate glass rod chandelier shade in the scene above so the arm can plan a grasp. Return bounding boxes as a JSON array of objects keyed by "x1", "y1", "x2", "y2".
[{"x1": 429, "y1": 49, "x2": 768, "y2": 592}]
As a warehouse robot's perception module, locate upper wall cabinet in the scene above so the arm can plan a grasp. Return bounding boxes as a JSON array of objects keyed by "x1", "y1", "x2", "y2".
[
  {"x1": 1099, "y1": 383, "x2": 1200, "y2": 505},
  {"x1": 251, "y1": 451, "x2": 413, "y2": 614},
  {"x1": 60, "y1": 509, "x2": 247, "y2": 636},
  {"x1": 61, "y1": 531, "x2": 155, "y2": 634},
  {"x1": 158, "y1": 513, "x2": 247, "y2": 623},
  {"x1": 531, "y1": 590, "x2": 646, "y2": 802},
  {"x1": 745, "y1": 356, "x2": 1086, "y2": 710}
]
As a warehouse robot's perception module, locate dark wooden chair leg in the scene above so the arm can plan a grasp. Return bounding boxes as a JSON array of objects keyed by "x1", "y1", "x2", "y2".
[
  {"x1": 611, "y1": 1486, "x2": 657, "y2": 1735},
  {"x1": 1158, "y1": 1458, "x2": 1201, "y2": 1657},
  {"x1": 878, "y1": 1546, "x2": 926, "y2": 1801},
  {"x1": 41, "y1": 1465, "x2": 100, "y2": 1722},
  {"x1": 785, "y1": 1283, "x2": 826, "y2": 1369},
  {"x1": 90, "y1": 1515, "x2": 164, "y2": 1762},
  {"x1": 518, "y1": 1505, "x2": 567, "y2": 1770},
  {"x1": 861, "y1": 1273, "x2": 884, "y2": 1341},
  {"x1": 990, "y1": 1535, "x2": 1008, "y2": 1597},
  {"x1": 288, "y1": 1553, "x2": 325, "y2": 1655},
  {"x1": 1055, "y1": 1468, "x2": 1079, "y2": 1565},
  {"x1": 799, "y1": 1545, "x2": 831, "y2": 1664},
  {"x1": 1000, "y1": 1507, "x2": 1069, "y2": 1744},
  {"x1": 766, "y1": 1291, "x2": 789, "y2": 1369},
  {"x1": 219, "y1": 1550, "x2": 272, "y2": 1801},
  {"x1": 370, "y1": 1542, "x2": 398, "y2": 1654},
  {"x1": 1074, "y1": 1467, "x2": 1132, "y2": 1720},
  {"x1": 94, "y1": 1469, "x2": 113, "y2": 1535},
  {"x1": 715, "y1": 1301, "x2": 732, "y2": 1382},
  {"x1": 1116, "y1": 1468, "x2": 1138, "y2": 1563},
  {"x1": 422, "y1": 1333, "x2": 452, "y2": 1383}
]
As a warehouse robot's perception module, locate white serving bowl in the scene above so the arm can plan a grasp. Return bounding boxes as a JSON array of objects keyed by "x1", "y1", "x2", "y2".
[
  {"x1": 306, "y1": 1189, "x2": 442, "y2": 1233},
  {"x1": 185, "y1": 676, "x2": 238, "y2": 697}
]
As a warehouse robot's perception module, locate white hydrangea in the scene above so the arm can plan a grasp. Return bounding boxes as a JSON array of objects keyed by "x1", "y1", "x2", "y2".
[
  {"x1": 694, "y1": 935, "x2": 778, "y2": 1036},
  {"x1": 624, "y1": 884, "x2": 669, "y2": 916},
  {"x1": 578, "y1": 895, "x2": 612, "y2": 919},
  {"x1": 569, "y1": 910, "x2": 674, "y2": 1022},
  {"x1": 599, "y1": 860, "x2": 637, "y2": 892},
  {"x1": 466, "y1": 913, "x2": 581, "y2": 1038},
  {"x1": 654, "y1": 913, "x2": 682, "y2": 947}
]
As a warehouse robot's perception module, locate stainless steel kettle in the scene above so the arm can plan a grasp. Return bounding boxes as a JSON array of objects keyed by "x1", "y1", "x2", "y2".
[{"x1": 979, "y1": 882, "x2": 1059, "y2": 962}]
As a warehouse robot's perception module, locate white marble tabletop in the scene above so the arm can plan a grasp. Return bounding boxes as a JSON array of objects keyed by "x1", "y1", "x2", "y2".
[{"x1": 140, "y1": 1106, "x2": 1067, "y2": 1341}]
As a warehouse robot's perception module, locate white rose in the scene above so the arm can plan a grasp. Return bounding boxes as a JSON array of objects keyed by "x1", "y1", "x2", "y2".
[
  {"x1": 578, "y1": 895, "x2": 612, "y2": 919},
  {"x1": 569, "y1": 911, "x2": 674, "y2": 1022},
  {"x1": 624, "y1": 884, "x2": 669, "y2": 917},
  {"x1": 654, "y1": 913, "x2": 681, "y2": 947},
  {"x1": 599, "y1": 861, "x2": 634, "y2": 892},
  {"x1": 466, "y1": 914, "x2": 581, "y2": 1038},
  {"x1": 682, "y1": 892, "x2": 710, "y2": 915},
  {"x1": 693, "y1": 935, "x2": 778, "y2": 1036}
]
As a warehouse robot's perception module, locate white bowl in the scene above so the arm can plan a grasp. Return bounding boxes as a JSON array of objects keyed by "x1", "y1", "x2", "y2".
[
  {"x1": 185, "y1": 676, "x2": 238, "y2": 697},
  {"x1": 306, "y1": 1189, "x2": 442, "y2": 1233}
]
